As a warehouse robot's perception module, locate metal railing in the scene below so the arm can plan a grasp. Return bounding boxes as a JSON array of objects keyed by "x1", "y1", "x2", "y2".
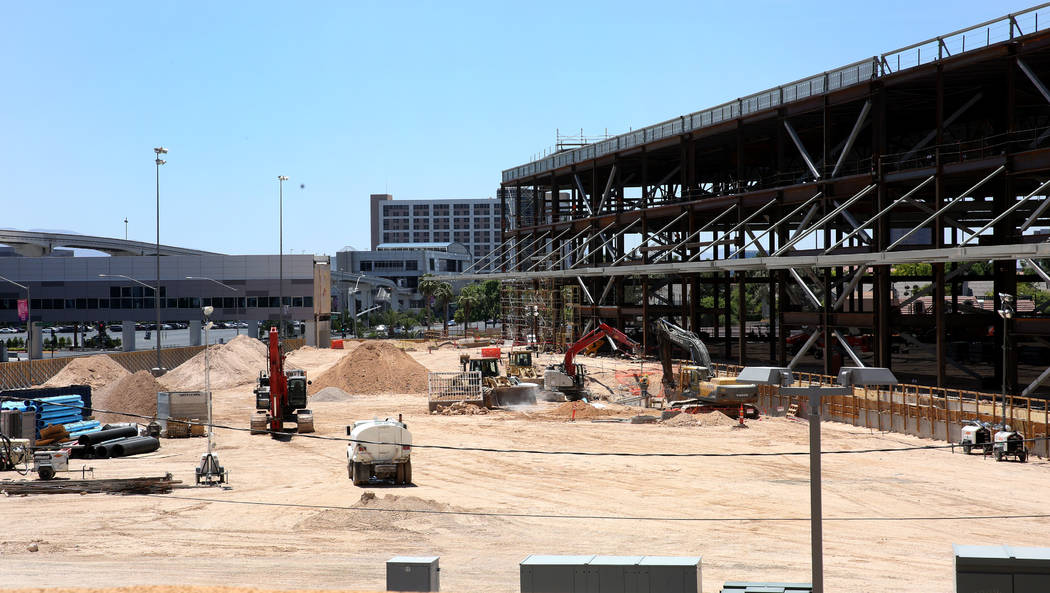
[
  {"x1": 711, "y1": 362, "x2": 1050, "y2": 459},
  {"x1": 503, "y1": 4, "x2": 1050, "y2": 184}
]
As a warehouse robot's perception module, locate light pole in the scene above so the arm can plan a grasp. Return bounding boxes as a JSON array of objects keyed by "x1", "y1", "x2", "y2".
[
  {"x1": 998, "y1": 293, "x2": 1015, "y2": 423},
  {"x1": 124, "y1": 218, "x2": 128, "y2": 241},
  {"x1": 186, "y1": 276, "x2": 241, "y2": 336},
  {"x1": 738, "y1": 365, "x2": 898, "y2": 593},
  {"x1": 194, "y1": 305, "x2": 226, "y2": 486},
  {"x1": 278, "y1": 175, "x2": 288, "y2": 339},
  {"x1": 0, "y1": 273, "x2": 30, "y2": 383},
  {"x1": 99, "y1": 273, "x2": 161, "y2": 363},
  {"x1": 154, "y1": 147, "x2": 168, "y2": 376}
]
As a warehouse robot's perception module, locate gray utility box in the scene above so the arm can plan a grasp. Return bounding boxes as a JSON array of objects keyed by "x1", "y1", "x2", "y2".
[
  {"x1": 720, "y1": 583, "x2": 812, "y2": 593},
  {"x1": 156, "y1": 391, "x2": 208, "y2": 436},
  {"x1": 520, "y1": 554, "x2": 701, "y2": 593},
  {"x1": 954, "y1": 544, "x2": 1050, "y2": 593},
  {"x1": 387, "y1": 556, "x2": 439, "y2": 592}
]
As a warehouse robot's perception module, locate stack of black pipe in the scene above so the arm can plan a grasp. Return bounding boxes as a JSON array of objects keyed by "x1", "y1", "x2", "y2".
[{"x1": 76, "y1": 426, "x2": 159, "y2": 459}]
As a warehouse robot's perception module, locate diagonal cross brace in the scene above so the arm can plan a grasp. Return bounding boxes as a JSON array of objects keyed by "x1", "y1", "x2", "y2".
[
  {"x1": 728, "y1": 192, "x2": 823, "y2": 260},
  {"x1": 887, "y1": 166, "x2": 1005, "y2": 251}
]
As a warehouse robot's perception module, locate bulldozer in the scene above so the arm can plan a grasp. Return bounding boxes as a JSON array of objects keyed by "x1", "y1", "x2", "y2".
[
  {"x1": 506, "y1": 349, "x2": 539, "y2": 380},
  {"x1": 463, "y1": 355, "x2": 537, "y2": 408},
  {"x1": 654, "y1": 318, "x2": 759, "y2": 418}
]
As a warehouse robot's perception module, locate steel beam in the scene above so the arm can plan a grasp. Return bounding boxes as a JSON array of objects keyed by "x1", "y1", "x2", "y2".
[
  {"x1": 527, "y1": 226, "x2": 583, "y2": 271},
  {"x1": 887, "y1": 166, "x2": 1005, "y2": 251},
  {"x1": 648, "y1": 205, "x2": 738, "y2": 264},
  {"x1": 900, "y1": 93, "x2": 983, "y2": 163},
  {"x1": 831, "y1": 100, "x2": 871, "y2": 178},
  {"x1": 687, "y1": 200, "x2": 777, "y2": 262},
  {"x1": 729, "y1": 192, "x2": 822, "y2": 259},
  {"x1": 785, "y1": 120, "x2": 821, "y2": 179},
  {"x1": 824, "y1": 176, "x2": 935, "y2": 253},
  {"x1": 774, "y1": 185, "x2": 876, "y2": 256},
  {"x1": 961, "y1": 178, "x2": 1050, "y2": 245},
  {"x1": 610, "y1": 211, "x2": 688, "y2": 265},
  {"x1": 570, "y1": 220, "x2": 639, "y2": 268}
]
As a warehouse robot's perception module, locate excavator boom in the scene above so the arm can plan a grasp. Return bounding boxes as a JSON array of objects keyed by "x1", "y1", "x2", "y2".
[{"x1": 563, "y1": 322, "x2": 640, "y2": 377}]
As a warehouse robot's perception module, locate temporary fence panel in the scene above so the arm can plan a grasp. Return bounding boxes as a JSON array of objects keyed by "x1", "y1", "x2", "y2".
[{"x1": 427, "y1": 371, "x2": 483, "y2": 411}]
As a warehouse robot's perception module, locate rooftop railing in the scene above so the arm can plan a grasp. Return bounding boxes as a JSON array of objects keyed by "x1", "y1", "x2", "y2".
[{"x1": 503, "y1": 4, "x2": 1050, "y2": 184}]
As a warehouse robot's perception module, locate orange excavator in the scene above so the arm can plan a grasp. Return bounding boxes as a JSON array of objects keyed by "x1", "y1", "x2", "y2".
[
  {"x1": 543, "y1": 322, "x2": 641, "y2": 400},
  {"x1": 252, "y1": 327, "x2": 312, "y2": 439}
]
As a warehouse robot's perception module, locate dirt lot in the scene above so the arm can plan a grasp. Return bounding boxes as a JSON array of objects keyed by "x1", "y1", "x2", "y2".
[{"x1": 2, "y1": 343, "x2": 1049, "y2": 593}]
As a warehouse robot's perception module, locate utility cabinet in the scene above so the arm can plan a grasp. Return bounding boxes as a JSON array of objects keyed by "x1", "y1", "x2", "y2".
[
  {"x1": 954, "y1": 544, "x2": 1050, "y2": 593},
  {"x1": 387, "y1": 556, "x2": 440, "y2": 592},
  {"x1": 156, "y1": 391, "x2": 208, "y2": 436},
  {"x1": 520, "y1": 554, "x2": 701, "y2": 593}
]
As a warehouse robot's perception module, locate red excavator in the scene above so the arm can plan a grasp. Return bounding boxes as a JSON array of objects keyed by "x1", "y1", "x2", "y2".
[
  {"x1": 252, "y1": 326, "x2": 312, "y2": 438},
  {"x1": 544, "y1": 322, "x2": 641, "y2": 400}
]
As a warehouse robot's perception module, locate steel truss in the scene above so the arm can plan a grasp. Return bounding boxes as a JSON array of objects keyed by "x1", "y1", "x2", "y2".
[{"x1": 474, "y1": 8, "x2": 1050, "y2": 396}]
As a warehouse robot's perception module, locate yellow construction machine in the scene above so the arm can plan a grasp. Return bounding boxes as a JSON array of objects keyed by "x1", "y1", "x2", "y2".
[{"x1": 506, "y1": 349, "x2": 539, "y2": 380}]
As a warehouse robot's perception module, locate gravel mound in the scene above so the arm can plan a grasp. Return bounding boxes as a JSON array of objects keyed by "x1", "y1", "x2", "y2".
[
  {"x1": 93, "y1": 370, "x2": 166, "y2": 424},
  {"x1": 308, "y1": 342, "x2": 428, "y2": 395},
  {"x1": 663, "y1": 410, "x2": 737, "y2": 427},
  {"x1": 310, "y1": 386, "x2": 355, "y2": 402},
  {"x1": 43, "y1": 355, "x2": 130, "y2": 391},
  {"x1": 433, "y1": 402, "x2": 488, "y2": 415},
  {"x1": 161, "y1": 335, "x2": 268, "y2": 391}
]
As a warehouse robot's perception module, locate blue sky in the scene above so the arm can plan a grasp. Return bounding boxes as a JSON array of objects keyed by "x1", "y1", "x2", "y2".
[{"x1": 1, "y1": 1, "x2": 1038, "y2": 257}]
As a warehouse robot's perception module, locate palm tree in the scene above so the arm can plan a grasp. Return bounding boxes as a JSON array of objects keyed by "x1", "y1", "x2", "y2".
[
  {"x1": 433, "y1": 281, "x2": 453, "y2": 337},
  {"x1": 457, "y1": 284, "x2": 483, "y2": 337},
  {"x1": 417, "y1": 274, "x2": 441, "y2": 332}
]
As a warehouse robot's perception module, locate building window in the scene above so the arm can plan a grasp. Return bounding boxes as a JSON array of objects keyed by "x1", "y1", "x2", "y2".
[
  {"x1": 433, "y1": 218, "x2": 450, "y2": 230},
  {"x1": 406, "y1": 260, "x2": 418, "y2": 271},
  {"x1": 476, "y1": 218, "x2": 490, "y2": 229},
  {"x1": 453, "y1": 217, "x2": 470, "y2": 229},
  {"x1": 292, "y1": 297, "x2": 303, "y2": 308},
  {"x1": 453, "y1": 204, "x2": 470, "y2": 215},
  {"x1": 413, "y1": 217, "x2": 430, "y2": 230},
  {"x1": 383, "y1": 204, "x2": 409, "y2": 217},
  {"x1": 434, "y1": 231, "x2": 450, "y2": 242},
  {"x1": 412, "y1": 204, "x2": 429, "y2": 216},
  {"x1": 413, "y1": 231, "x2": 429, "y2": 242},
  {"x1": 433, "y1": 204, "x2": 449, "y2": 216},
  {"x1": 475, "y1": 204, "x2": 489, "y2": 214}
]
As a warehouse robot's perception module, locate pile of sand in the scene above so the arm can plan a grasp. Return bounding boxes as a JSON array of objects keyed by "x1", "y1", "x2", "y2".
[
  {"x1": 43, "y1": 355, "x2": 130, "y2": 391},
  {"x1": 308, "y1": 342, "x2": 429, "y2": 395},
  {"x1": 161, "y1": 335, "x2": 268, "y2": 391},
  {"x1": 294, "y1": 492, "x2": 474, "y2": 533},
  {"x1": 546, "y1": 400, "x2": 602, "y2": 419},
  {"x1": 662, "y1": 410, "x2": 737, "y2": 427},
  {"x1": 92, "y1": 370, "x2": 166, "y2": 424},
  {"x1": 310, "y1": 386, "x2": 355, "y2": 402},
  {"x1": 433, "y1": 402, "x2": 488, "y2": 416}
]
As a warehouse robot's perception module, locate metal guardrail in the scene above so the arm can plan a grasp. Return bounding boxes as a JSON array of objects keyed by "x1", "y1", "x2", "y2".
[
  {"x1": 503, "y1": 4, "x2": 1050, "y2": 184},
  {"x1": 712, "y1": 362, "x2": 1050, "y2": 459}
]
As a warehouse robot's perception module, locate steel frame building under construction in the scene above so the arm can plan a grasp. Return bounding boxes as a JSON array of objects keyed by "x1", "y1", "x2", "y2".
[{"x1": 468, "y1": 5, "x2": 1050, "y2": 397}]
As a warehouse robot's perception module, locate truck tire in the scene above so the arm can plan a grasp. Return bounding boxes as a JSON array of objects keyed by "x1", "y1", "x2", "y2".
[
  {"x1": 352, "y1": 462, "x2": 366, "y2": 486},
  {"x1": 403, "y1": 460, "x2": 412, "y2": 485},
  {"x1": 347, "y1": 463, "x2": 353, "y2": 480},
  {"x1": 1019, "y1": 451, "x2": 1028, "y2": 463},
  {"x1": 993, "y1": 449, "x2": 1003, "y2": 462},
  {"x1": 962, "y1": 443, "x2": 972, "y2": 455},
  {"x1": 396, "y1": 462, "x2": 405, "y2": 485}
]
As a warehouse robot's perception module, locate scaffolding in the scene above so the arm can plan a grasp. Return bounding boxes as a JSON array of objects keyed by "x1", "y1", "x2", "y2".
[{"x1": 501, "y1": 280, "x2": 580, "y2": 352}]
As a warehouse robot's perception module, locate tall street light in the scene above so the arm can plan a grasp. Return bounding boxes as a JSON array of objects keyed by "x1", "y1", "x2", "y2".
[
  {"x1": 998, "y1": 293, "x2": 1015, "y2": 424},
  {"x1": 124, "y1": 218, "x2": 128, "y2": 241},
  {"x1": 154, "y1": 147, "x2": 168, "y2": 376},
  {"x1": 186, "y1": 276, "x2": 241, "y2": 336},
  {"x1": 278, "y1": 175, "x2": 288, "y2": 338},
  {"x1": 0, "y1": 273, "x2": 30, "y2": 384},
  {"x1": 99, "y1": 273, "x2": 162, "y2": 369},
  {"x1": 737, "y1": 365, "x2": 898, "y2": 593}
]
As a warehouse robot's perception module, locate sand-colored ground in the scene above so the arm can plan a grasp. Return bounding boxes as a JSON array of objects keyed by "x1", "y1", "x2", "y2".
[{"x1": 3, "y1": 342, "x2": 1049, "y2": 593}]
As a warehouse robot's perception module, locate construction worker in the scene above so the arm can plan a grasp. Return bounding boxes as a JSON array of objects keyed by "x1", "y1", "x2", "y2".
[{"x1": 636, "y1": 373, "x2": 650, "y2": 408}]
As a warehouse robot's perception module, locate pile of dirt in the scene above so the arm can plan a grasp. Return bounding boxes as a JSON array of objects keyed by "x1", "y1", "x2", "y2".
[
  {"x1": 92, "y1": 370, "x2": 166, "y2": 424},
  {"x1": 161, "y1": 335, "x2": 268, "y2": 391},
  {"x1": 308, "y1": 342, "x2": 429, "y2": 395},
  {"x1": 294, "y1": 491, "x2": 474, "y2": 533},
  {"x1": 310, "y1": 386, "x2": 355, "y2": 402},
  {"x1": 43, "y1": 355, "x2": 130, "y2": 391},
  {"x1": 546, "y1": 400, "x2": 602, "y2": 419},
  {"x1": 663, "y1": 410, "x2": 738, "y2": 427},
  {"x1": 433, "y1": 401, "x2": 488, "y2": 415}
]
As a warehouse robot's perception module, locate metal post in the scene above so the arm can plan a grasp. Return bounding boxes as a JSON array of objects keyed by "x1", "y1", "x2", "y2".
[
  {"x1": 1, "y1": 274, "x2": 31, "y2": 383},
  {"x1": 278, "y1": 176, "x2": 288, "y2": 339},
  {"x1": 205, "y1": 317, "x2": 211, "y2": 455},
  {"x1": 809, "y1": 391, "x2": 823, "y2": 593},
  {"x1": 154, "y1": 147, "x2": 167, "y2": 376}
]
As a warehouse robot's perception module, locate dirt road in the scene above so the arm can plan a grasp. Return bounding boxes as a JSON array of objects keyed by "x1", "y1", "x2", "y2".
[{"x1": 2, "y1": 346, "x2": 1048, "y2": 593}]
